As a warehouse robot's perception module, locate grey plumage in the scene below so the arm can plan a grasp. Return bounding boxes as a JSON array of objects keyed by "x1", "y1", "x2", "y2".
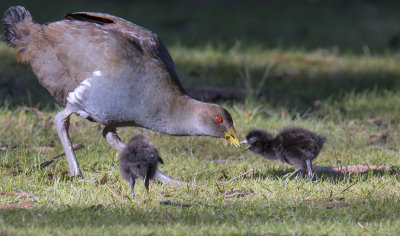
[
  {"x1": 120, "y1": 135, "x2": 163, "y2": 197},
  {"x1": 243, "y1": 127, "x2": 325, "y2": 179}
]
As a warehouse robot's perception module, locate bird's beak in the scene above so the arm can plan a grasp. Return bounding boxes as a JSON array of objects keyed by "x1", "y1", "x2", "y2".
[{"x1": 224, "y1": 126, "x2": 240, "y2": 148}]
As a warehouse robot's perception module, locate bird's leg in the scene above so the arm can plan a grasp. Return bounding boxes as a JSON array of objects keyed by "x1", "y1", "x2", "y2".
[
  {"x1": 102, "y1": 126, "x2": 188, "y2": 186},
  {"x1": 297, "y1": 168, "x2": 305, "y2": 178},
  {"x1": 54, "y1": 107, "x2": 82, "y2": 176},
  {"x1": 129, "y1": 175, "x2": 135, "y2": 198},
  {"x1": 103, "y1": 126, "x2": 126, "y2": 152},
  {"x1": 144, "y1": 174, "x2": 150, "y2": 194},
  {"x1": 306, "y1": 159, "x2": 314, "y2": 180}
]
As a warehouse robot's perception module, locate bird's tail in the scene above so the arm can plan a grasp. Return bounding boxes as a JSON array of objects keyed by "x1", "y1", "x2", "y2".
[
  {"x1": 318, "y1": 135, "x2": 326, "y2": 149},
  {"x1": 2, "y1": 6, "x2": 41, "y2": 63},
  {"x1": 2, "y1": 6, "x2": 34, "y2": 47},
  {"x1": 320, "y1": 135, "x2": 326, "y2": 144}
]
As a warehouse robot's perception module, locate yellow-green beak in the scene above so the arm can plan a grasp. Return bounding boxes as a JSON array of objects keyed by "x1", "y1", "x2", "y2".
[{"x1": 224, "y1": 126, "x2": 240, "y2": 148}]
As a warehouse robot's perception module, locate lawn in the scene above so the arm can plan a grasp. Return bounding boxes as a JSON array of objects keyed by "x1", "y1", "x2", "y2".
[{"x1": 1, "y1": 0, "x2": 400, "y2": 235}]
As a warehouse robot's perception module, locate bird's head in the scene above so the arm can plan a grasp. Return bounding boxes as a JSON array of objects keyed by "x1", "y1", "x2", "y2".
[
  {"x1": 196, "y1": 104, "x2": 240, "y2": 147},
  {"x1": 241, "y1": 129, "x2": 273, "y2": 153}
]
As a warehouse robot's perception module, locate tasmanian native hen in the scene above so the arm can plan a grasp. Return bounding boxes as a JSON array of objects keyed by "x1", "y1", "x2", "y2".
[
  {"x1": 120, "y1": 135, "x2": 163, "y2": 197},
  {"x1": 241, "y1": 127, "x2": 325, "y2": 179},
  {"x1": 2, "y1": 6, "x2": 240, "y2": 184}
]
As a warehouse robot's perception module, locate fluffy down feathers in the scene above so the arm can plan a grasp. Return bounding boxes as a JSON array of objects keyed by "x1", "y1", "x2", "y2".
[{"x1": 120, "y1": 135, "x2": 163, "y2": 196}]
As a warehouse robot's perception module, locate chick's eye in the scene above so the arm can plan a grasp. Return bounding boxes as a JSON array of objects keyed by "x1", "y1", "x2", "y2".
[{"x1": 216, "y1": 117, "x2": 223, "y2": 123}]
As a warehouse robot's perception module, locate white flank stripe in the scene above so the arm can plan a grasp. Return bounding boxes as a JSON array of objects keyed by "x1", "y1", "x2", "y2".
[
  {"x1": 93, "y1": 70, "x2": 102, "y2": 77},
  {"x1": 81, "y1": 80, "x2": 92, "y2": 87},
  {"x1": 66, "y1": 77, "x2": 92, "y2": 105}
]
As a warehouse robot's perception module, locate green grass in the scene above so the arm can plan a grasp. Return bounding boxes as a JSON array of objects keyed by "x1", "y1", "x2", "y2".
[
  {"x1": 2, "y1": 1, "x2": 400, "y2": 235},
  {"x1": 2, "y1": 96, "x2": 400, "y2": 235}
]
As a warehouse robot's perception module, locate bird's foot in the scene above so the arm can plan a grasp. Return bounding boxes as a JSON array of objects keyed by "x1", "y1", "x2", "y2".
[
  {"x1": 155, "y1": 170, "x2": 190, "y2": 186},
  {"x1": 103, "y1": 126, "x2": 126, "y2": 153},
  {"x1": 69, "y1": 169, "x2": 83, "y2": 178},
  {"x1": 296, "y1": 169, "x2": 305, "y2": 179},
  {"x1": 306, "y1": 159, "x2": 315, "y2": 181}
]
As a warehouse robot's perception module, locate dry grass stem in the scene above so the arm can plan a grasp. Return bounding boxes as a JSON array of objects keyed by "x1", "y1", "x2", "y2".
[{"x1": 219, "y1": 168, "x2": 254, "y2": 185}]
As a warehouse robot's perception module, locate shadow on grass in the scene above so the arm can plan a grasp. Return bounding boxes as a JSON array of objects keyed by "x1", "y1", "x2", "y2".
[
  {"x1": 315, "y1": 169, "x2": 395, "y2": 182},
  {"x1": 253, "y1": 167, "x2": 398, "y2": 183},
  {"x1": 1, "y1": 193, "x2": 400, "y2": 232}
]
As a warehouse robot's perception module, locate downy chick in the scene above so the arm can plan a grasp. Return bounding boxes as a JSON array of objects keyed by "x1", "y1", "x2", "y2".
[
  {"x1": 120, "y1": 135, "x2": 163, "y2": 197},
  {"x1": 242, "y1": 127, "x2": 325, "y2": 179}
]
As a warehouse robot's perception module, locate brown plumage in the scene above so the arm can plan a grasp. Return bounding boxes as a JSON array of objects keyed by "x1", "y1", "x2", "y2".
[
  {"x1": 5, "y1": 8, "x2": 184, "y2": 105},
  {"x1": 2, "y1": 6, "x2": 240, "y2": 182}
]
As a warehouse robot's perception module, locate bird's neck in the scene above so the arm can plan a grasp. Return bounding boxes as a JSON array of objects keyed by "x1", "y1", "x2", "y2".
[{"x1": 162, "y1": 95, "x2": 207, "y2": 136}]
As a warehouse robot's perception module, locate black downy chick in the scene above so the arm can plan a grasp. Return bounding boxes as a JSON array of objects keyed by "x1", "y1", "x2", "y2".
[
  {"x1": 120, "y1": 135, "x2": 164, "y2": 197},
  {"x1": 241, "y1": 127, "x2": 325, "y2": 179}
]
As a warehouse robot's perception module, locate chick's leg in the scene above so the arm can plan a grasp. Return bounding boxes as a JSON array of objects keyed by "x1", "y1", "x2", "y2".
[
  {"x1": 297, "y1": 168, "x2": 305, "y2": 178},
  {"x1": 144, "y1": 174, "x2": 150, "y2": 194},
  {"x1": 102, "y1": 126, "x2": 188, "y2": 185},
  {"x1": 306, "y1": 159, "x2": 314, "y2": 180},
  {"x1": 129, "y1": 175, "x2": 136, "y2": 198}
]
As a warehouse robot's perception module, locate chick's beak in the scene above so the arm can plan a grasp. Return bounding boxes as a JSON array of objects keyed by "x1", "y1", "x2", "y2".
[
  {"x1": 224, "y1": 126, "x2": 240, "y2": 148},
  {"x1": 240, "y1": 139, "x2": 251, "y2": 150}
]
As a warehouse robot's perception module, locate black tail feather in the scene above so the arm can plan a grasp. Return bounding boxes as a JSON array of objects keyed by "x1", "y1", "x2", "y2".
[
  {"x1": 2, "y1": 6, "x2": 33, "y2": 47},
  {"x1": 318, "y1": 135, "x2": 326, "y2": 148}
]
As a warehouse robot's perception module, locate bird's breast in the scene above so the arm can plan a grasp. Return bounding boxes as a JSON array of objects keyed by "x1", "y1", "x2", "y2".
[{"x1": 69, "y1": 62, "x2": 180, "y2": 132}]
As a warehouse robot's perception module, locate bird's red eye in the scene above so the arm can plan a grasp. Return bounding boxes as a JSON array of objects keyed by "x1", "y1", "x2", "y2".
[{"x1": 216, "y1": 117, "x2": 223, "y2": 123}]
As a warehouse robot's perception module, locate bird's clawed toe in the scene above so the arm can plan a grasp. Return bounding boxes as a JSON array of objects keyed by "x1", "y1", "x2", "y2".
[{"x1": 154, "y1": 170, "x2": 189, "y2": 186}]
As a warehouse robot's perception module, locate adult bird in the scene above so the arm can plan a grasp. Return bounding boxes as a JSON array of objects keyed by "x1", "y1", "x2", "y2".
[{"x1": 2, "y1": 6, "x2": 240, "y2": 183}]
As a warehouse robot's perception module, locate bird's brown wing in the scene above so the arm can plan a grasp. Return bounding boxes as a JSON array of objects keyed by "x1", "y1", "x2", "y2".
[
  {"x1": 28, "y1": 12, "x2": 184, "y2": 105},
  {"x1": 64, "y1": 12, "x2": 185, "y2": 92},
  {"x1": 29, "y1": 20, "x2": 134, "y2": 104}
]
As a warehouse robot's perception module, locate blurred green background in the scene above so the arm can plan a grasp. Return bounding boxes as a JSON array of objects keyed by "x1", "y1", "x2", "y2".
[
  {"x1": 1, "y1": 0, "x2": 400, "y2": 110},
  {"x1": 2, "y1": 0, "x2": 400, "y2": 51}
]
